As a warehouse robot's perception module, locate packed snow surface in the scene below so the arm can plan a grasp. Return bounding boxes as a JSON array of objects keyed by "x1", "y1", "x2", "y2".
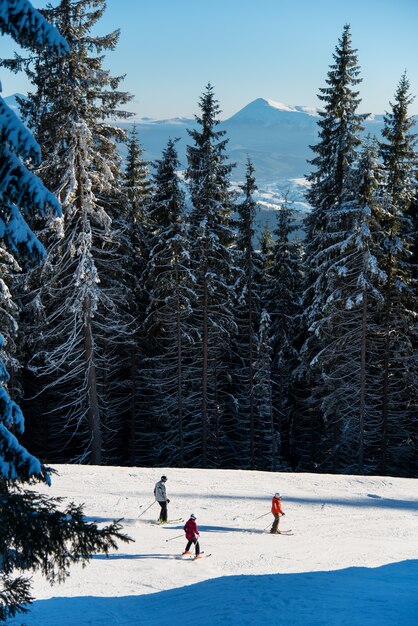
[{"x1": 10, "y1": 465, "x2": 418, "y2": 625}]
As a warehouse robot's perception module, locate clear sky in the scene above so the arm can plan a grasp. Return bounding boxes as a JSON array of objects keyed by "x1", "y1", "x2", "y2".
[{"x1": 1, "y1": 0, "x2": 418, "y2": 119}]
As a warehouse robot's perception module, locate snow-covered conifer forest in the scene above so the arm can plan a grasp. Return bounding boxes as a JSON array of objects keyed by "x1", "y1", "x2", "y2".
[{"x1": 0, "y1": 0, "x2": 417, "y2": 621}]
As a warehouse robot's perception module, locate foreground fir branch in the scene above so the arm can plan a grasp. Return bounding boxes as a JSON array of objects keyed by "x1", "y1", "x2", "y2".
[
  {"x1": 0, "y1": 1, "x2": 133, "y2": 620},
  {"x1": 0, "y1": 478, "x2": 133, "y2": 620}
]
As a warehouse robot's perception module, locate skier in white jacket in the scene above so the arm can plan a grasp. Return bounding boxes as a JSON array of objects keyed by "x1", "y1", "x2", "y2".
[{"x1": 154, "y1": 475, "x2": 169, "y2": 522}]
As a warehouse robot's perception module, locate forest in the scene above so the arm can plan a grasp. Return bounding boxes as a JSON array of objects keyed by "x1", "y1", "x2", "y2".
[{"x1": 1, "y1": 0, "x2": 417, "y2": 480}]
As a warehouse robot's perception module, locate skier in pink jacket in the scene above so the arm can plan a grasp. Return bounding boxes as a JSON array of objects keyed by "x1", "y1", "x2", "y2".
[{"x1": 182, "y1": 514, "x2": 201, "y2": 558}]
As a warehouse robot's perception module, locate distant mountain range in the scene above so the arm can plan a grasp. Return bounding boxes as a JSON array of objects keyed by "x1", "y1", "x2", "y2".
[
  {"x1": 112, "y1": 98, "x2": 389, "y2": 183},
  {"x1": 3, "y1": 93, "x2": 402, "y2": 230}
]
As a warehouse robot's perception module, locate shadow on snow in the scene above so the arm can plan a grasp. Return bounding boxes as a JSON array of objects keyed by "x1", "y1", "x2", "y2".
[
  {"x1": 168, "y1": 492, "x2": 418, "y2": 512},
  {"x1": 10, "y1": 559, "x2": 418, "y2": 626}
]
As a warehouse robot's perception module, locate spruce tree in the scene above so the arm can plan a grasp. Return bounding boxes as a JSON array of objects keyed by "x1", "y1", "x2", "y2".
[
  {"x1": 253, "y1": 309, "x2": 276, "y2": 470},
  {"x1": 6, "y1": 0, "x2": 134, "y2": 464},
  {"x1": 266, "y1": 196, "x2": 303, "y2": 468},
  {"x1": 0, "y1": 2, "x2": 131, "y2": 619},
  {"x1": 186, "y1": 84, "x2": 238, "y2": 467},
  {"x1": 306, "y1": 24, "x2": 367, "y2": 217},
  {"x1": 302, "y1": 24, "x2": 368, "y2": 471},
  {"x1": 142, "y1": 139, "x2": 194, "y2": 466},
  {"x1": 378, "y1": 74, "x2": 417, "y2": 474},
  {"x1": 308, "y1": 140, "x2": 387, "y2": 473},
  {"x1": 120, "y1": 124, "x2": 152, "y2": 464},
  {"x1": 233, "y1": 159, "x2": 261, "y2": 468}
]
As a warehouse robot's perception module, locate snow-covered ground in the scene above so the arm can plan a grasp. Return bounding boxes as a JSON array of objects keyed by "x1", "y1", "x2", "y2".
[{"x1": 10, "y1": 466, "x2": 418, "y2": 626}]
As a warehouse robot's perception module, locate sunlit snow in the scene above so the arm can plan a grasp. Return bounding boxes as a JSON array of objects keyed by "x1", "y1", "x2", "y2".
[{"x1": 8, "y1": 465, "x2": 418, "y2": 626}]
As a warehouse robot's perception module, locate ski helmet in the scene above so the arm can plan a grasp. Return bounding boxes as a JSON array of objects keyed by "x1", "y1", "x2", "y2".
[
  {"x1": 161, "y1": 475, "x2": 167, "y2": 482},
  {"x1": 274, "y1": 492, "x2": 281, "y2": 498},
  {"x1": 190, "y1": 514, "x2": 196, "y2": 520}
]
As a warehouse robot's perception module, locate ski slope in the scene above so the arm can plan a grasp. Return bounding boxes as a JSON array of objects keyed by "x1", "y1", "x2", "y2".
[{"x1": 9, "y1": 466, "x2": 418, "y2": 625}]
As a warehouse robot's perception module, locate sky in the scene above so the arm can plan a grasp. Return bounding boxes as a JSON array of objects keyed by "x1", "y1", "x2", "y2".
[{"x1": 1, "y1": 0, "x2": 418, "y2": 119}]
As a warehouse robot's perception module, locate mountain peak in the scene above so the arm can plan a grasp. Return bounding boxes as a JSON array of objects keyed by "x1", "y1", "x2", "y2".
[
  {"x1": 263, "y1": 98, "x2": 298, "y2": 112},
  {"x1": 226, "y1": 97, "x2": 317, "y2": 125}
]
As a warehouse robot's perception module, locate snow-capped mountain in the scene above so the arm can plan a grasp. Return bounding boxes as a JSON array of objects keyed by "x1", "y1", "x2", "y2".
[
  {"x1": 226, "y1": 97, "x2": 319, "y2": 125},
  {"x1": 3, "y1": 93, "x2": 391, "y2": 224},
  {"x1": 117, "y1": 97, "x2": 387, "y2": 185},
  {"x1": 115, "y1": 97, "x2": 387, "y2": 227},
  {"x1": 1, "y1": 93, "x2": 389, "y2": 184}
]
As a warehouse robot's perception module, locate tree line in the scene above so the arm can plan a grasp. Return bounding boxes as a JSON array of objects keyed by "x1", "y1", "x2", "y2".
[{"x1": 2, "y1": 3, "x2": 417, "y2": 478}]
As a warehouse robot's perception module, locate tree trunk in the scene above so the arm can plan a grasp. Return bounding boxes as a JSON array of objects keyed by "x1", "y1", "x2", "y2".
[
  {"x1": 129, "y1": 347, "x2": 137, "y2": 464},
  {"x1": 248, "y1": 253, "x2": 255, "y2": 470},
  {"x1": 358, "y1": 287, "x2": 367, "y2": 473},
  {"x1": 381, "y1": 257, "x2": 393, "y2": 475},
  {"x1": 175, "y1": 257, "x2": 184, "y2": 466},
  {"x1": 201, "y1": 239, "x2": 208, "y2": 466},
  {"x1": 83, "y1": 296, "x2": 102, "y2": 464}
]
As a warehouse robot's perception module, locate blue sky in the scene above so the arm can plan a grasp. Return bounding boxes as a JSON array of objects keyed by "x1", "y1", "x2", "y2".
[{"x1": 1, "y1": 0, "x2": 417, "y2": 118}]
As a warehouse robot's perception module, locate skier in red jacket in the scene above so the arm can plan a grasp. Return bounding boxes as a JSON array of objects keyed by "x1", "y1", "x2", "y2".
[
  {"x1": 270, "y1": 492, "x2": 285, "y2": 534},
  {"x1": 182, "y1": 514, "x2": 201, "y2": 558}
]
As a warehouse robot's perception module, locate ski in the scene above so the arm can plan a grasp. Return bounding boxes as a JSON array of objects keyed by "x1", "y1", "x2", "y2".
[
  {"x1": 155, "y1": 518, "x2": 184, "y2": 525},
  {"x1": 179, "y1": 551, "x2": 211, "y2": 560},
  {"x1": 193, "y1": 553, "x2": 211, "y2": 560},
  {"x1": 264, "y1": 529, "x2": 293, "y2": 535}
]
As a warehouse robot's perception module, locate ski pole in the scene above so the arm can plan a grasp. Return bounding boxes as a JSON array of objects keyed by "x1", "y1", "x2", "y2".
[
  {"x1": 263, "y1": 521, "x2": 271, "y2": 532},
  {"x1": 165, "y1": 534, "x2": 184, "y2": 542},
  {"x1": 253, "y1": 511, "x2": 270, "y2": 521},
  {"x1": 138, "y1": 500, "x2": 156, "y2": 518}
]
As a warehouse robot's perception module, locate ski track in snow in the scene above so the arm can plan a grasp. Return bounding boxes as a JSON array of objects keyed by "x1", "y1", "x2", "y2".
[{"x1": 9, "y1": 466, "x2": 418, "y2": 626}]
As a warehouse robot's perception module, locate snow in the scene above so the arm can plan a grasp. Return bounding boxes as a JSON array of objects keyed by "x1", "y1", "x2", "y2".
[
  {"x1": 265, "y1": 98, "x2": 298, "y2": 112},
  {"x1": 0, "y1": 0, "x2": 69, "y2": 55},
  {"x1": 8, "y1": 465, "x2": 418, "y2": 625}
]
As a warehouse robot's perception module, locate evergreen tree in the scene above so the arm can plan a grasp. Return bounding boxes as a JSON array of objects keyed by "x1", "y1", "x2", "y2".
[
  {"x1": 258, "y1": 221, "x2": 274, "y2": 310},
  {"x1": 302, "y1": 24, "x2": 368, "y2": 471},
  {"x1": 259, "y1": 222, "x2": 274, "y2": 267},
  {"x1": 306, "y1": 24, "x2": 367, "y2": 217},
  {"x1": 0, "y1": 248, "x2": 20, "y2": 399},
  {"x1": 0, "y1": 2, "x2": 67, "y2": 490},
  {"x1": 377, "y1": 74, "x2": 418, "y2": 474},
  {"x1": 233, "y1": 159, "x2": 261, "y2": 468},
  {"x1": 6, "y1": 0, "x2": 134, "y2": 465},
  {"x1": 186, "y1": 84, "x2": 238, "y2": 467},
  {"x1": 120, "y1": 124, "x2": 152, "y2": 464},
  {"x1": 0, "y1": 2, "x2": 131, "y2": 619},
  {"x1": 308, "y1": 141, "x2": 387, "y2": 472},
  {"x1": 253, "y1": 309, "x2": 276, "y2": 470},
  {"x1": 266, "y1": 196, "x2": 303, "y2": 469},
  {"x1": 142, "y1": 138, "x2": 195, "y2": 466}
]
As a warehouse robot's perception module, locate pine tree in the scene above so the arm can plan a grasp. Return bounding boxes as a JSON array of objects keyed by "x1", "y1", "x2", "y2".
[
  {"x1": 0, "y1": 2, "x2": 131, "y2": 619},
  {"x1": 120, "y1": 124, "x2": 152, "y2": 464},
  {"x1": 233, "y1": 159, "x2": 261, "y2": 468},
  {"x1": 309, "y1": 141, "x2": 388, "y2": 472},
  {"x1": 141, "y1": 139, "x2": 195, "y2": 466},
  {"x1": 7, "y1": 0, "x2": 134, "y2": 465},
  {"x1": 253, "y1": 309, "x2": 276, "y2": 469},
  {"x1": 186, "y1": 84, "x2": 238, "y2": 467},
  {"x1": 377, "y1": 74, "x2": 418, "y2": 475},
  {"x1": 306, "y1": 24, "x2": 367, "y2": 217},
  {"x1": 266, "y1": 196, "x2": 303, "y2": 468},
  {"x1": 302, "y1": 24, "x2": 369, "y2": 471},
  {"x1": 258, "y1": 221, "x2": 274, "y2": 310}
]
